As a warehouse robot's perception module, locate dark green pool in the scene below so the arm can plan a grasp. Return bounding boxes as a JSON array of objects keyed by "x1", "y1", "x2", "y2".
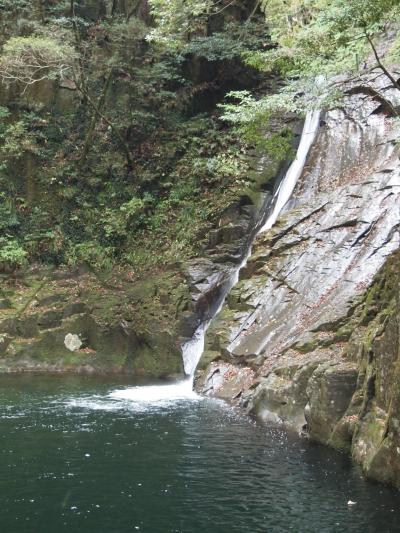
[{"x1": 0, "y1": 375, "x2": 399, "y2": 533}]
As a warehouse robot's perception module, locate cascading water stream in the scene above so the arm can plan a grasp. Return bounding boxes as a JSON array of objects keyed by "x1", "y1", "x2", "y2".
[
  {"x1": 109, "y1": 110, "x2": 321, "y2": 404},
  {"x1": 181, "y1": 109, "x2": 321, "y2": 386},
  {"x1": 259, "y1": 110, "x2": 321, "y2": 233}
]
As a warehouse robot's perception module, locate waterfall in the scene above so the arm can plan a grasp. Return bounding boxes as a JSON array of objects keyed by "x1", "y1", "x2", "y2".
[
  {"x1": 181, "y1": 110, "x2": 321, "y2": 384},
  {"x1": 259, "y1": 110, "x2": 321, "y2": 233}
]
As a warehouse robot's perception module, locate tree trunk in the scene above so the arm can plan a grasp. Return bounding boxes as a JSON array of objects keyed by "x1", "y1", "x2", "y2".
[
  {"x1": 25, "y1": 153, "x2": 37, "y2": 207},
  {"x1": 70, "y1": 1, "x2": 89, "y2": 103},
  {"x1": 78, "y1": 70, "x2": 133, "y2": 169},
  {"x1": 36, "y1": 0, "x2": 45, "y2": 22},
  {"x1": 79, "y1": 70, "x2": 114, "y2": 168},
  {"x1": 111, "y1": 0, "x2": 119, "y2": 16}
]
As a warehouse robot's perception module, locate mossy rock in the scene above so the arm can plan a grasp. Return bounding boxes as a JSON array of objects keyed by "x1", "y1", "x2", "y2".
[{"x1": 0, "y1": 299, "x2": 12, "y2": 310}]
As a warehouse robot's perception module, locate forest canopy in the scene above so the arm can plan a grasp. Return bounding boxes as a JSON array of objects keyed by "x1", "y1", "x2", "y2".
[
  {"x1": 0, "y1": 0, "x2": 398, "y2": 271},
  {"x1": 221, "y1": 0, "x2": 400, "y2": 135}
]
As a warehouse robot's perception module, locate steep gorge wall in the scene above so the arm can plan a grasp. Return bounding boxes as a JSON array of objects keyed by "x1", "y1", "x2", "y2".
[{"x1": 196, "y1": 73, "x2": 400, "y2": 486}]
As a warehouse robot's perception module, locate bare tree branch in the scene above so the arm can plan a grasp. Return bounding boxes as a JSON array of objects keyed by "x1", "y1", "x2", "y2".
[{"x1": 365, "y1": 31, "x2": 400, "y2": 92}]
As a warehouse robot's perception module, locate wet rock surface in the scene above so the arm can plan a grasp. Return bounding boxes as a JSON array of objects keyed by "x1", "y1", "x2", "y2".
[{"x1": 196, "y1": 74, "x2": 400, "y2": 486}]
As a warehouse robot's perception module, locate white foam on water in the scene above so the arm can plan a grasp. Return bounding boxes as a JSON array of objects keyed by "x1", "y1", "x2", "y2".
[
  {"x1": 109, "y1": 380, "x2": 198, "y2": 402},
  {"x1": 61, "y1": 380, "x2": 200, "y2": 413},
  {"x1": 63, "y1": 396, "x2": 125, "y2": 412}
]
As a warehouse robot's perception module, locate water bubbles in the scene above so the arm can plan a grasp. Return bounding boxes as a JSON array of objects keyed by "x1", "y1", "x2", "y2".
[
  {"x1": 109, "y1": 382, "x2": 199, "y2": 406},
  {"x1": 60, "y1": 381, "x2": 201, "y2": 414}
]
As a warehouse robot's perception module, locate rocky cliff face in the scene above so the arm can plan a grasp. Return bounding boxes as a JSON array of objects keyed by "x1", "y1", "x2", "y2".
[{"x1": 196, "y1": 73, "x2": 400, "y2": 486}]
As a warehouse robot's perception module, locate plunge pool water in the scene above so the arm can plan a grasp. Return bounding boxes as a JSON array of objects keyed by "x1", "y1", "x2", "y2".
[{"x1": 0, "y1": 375, "x2": 399, "y2": 533}]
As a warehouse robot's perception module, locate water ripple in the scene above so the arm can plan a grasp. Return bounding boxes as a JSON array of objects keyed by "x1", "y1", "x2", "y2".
[{"x1": 0, "y1": 375, "x2": 399, "y2": 533}]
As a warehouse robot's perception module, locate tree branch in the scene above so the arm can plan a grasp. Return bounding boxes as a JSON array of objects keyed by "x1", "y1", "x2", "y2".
[{"x1": 365, "y1": 31, "x2": 400, "y2": 92}]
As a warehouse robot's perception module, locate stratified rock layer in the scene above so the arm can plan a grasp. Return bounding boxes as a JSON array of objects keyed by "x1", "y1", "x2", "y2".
[{"x1": 197, "y1": 75, "x2": 400, "y2": 486}]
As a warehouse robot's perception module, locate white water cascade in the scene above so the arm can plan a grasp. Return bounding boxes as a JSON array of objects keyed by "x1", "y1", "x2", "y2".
[
  {"x1": 259, "y1": 110, "x2": 321, "y2": 233},
  {"x1": 181, "y1": 109, "x2": 321, "y2": 385},
  {"x1": 108, "y1": 110, "x2": 321, "y2": 405}
]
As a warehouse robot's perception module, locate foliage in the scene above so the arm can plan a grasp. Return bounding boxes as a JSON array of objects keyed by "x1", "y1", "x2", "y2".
[
  {"x1": 64, "y1": 240, "x2": 115, "y2": 271},
  {"x1": 220, "y1": 91, "x2": 296, "y2": 160},
  {"x1": 255, "y1": 0, "x2": 400, "y2": 93},
  {"x1": 0, "y1": 0, "x2": 29, "y2": 9},
  {"x1": 0, "y1": 109, "x2": 46, "y2": 184},
  {"x1": 100, "y1": 197, "x2": 146, "y2": 240},
  {"x1": 105, "y1": 18, "x2": 148, "y2": 48},
  {"x1": 0, "y1": 36, "x2": 76, "y2": 88},
  {"x1": 0, "y1": 116, "x2": 43, "y2": 161},
  {"x1": 182, "y1": 21, "x2": 268, "y2": 61},
  {"x1": 0, "y1": 0, "x2": 279, "y2": 274},
  {"x1": 0, "y1": 193, "x2": 19, "y2": 230},
  {"x1": 147, "y1": 0, "x2": 212, "y2": 48},
  {"x1": 0, "y1": 237, "x2": 27, "y2": 268},
  {"x1": 220, "y1": 0, "x2": 400, "y2": 148}
]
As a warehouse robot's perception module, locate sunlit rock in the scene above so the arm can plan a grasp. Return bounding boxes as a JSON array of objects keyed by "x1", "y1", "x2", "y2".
[{"x1": 64, "y1": 333, "x2": 82, "y2": 352}]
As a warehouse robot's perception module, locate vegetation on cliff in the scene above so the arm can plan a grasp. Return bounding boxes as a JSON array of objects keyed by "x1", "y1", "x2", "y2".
[
  {"x1": 1, "y1": 0, "x2": 398, "y2": 274},
  {"x1": 222, "y1": 0, "x2": 400, "y2": 132},
  {"x1": 0, "y1": 0, "x2": 273, "y2": 274}
]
